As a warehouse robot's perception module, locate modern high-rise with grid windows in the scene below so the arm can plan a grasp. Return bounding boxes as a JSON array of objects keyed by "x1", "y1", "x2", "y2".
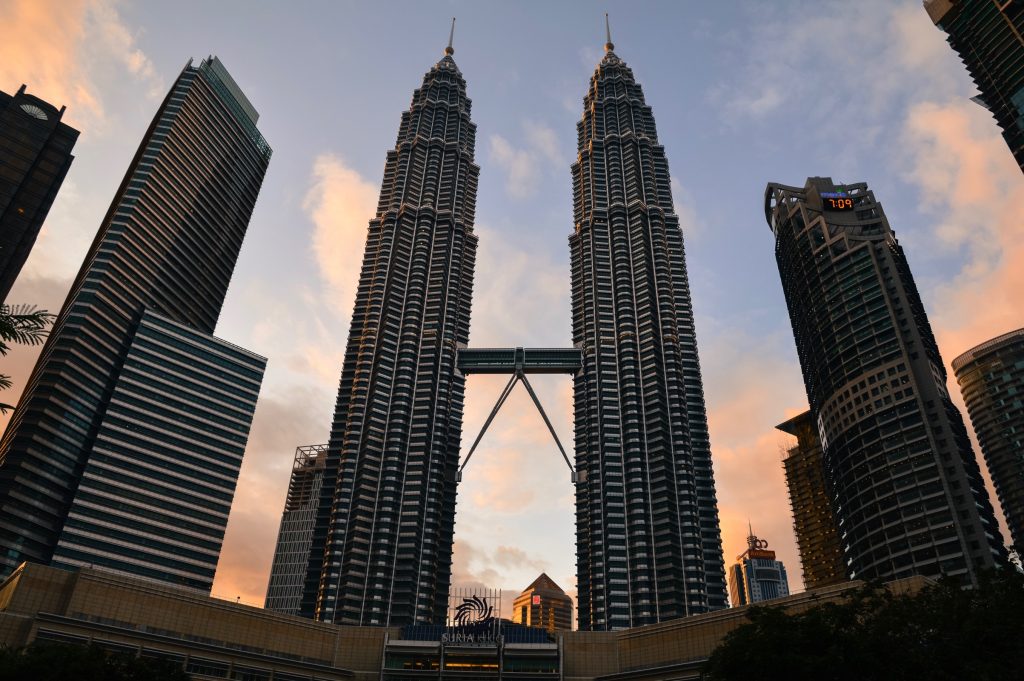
[
  {"x1": 569, "y1": 30, "x2": 727, "y2": 630},
  {"x1": 765, "y1": 177, "x2": 1006, "y2": 585},
  {"x1": 926, "y1": 0, "x2": 1024, "y2": 175},
  {"x1": 952, "y1": 328, "x2": 1024, "y2": 555},
  {"x1": 0, "y1": 57, "x2": 270, "y2": 591},
  {"x1": 300, "y1": 37, "x2": 479, "y2": 626}
]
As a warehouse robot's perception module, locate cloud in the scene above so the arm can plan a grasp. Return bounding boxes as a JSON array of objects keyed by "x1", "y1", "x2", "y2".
[
  {"x1": 470, "y1": 225, "x2": 569, "y2": 347},
  {"x1": 0, "y1": 0, "x2": 163, "y2": 131},
  {"x1": 450, "y1": 539, "x2": 555, "y2": 619},
  {"x1": 303, "y1": 154, "x2": 379, "y2": 319},
  {"x1": 489, "y1": 121, "x2": 565, "y2": 199},
  {"x1": 85, "y1": 0, "x2": 162, "y2": 99},
  {"x1": 709, "y1": 1, "x2": 959, "y2": 127},
  {"x1": 671, "y1": 177, "x2": 704, "y2": 240}
]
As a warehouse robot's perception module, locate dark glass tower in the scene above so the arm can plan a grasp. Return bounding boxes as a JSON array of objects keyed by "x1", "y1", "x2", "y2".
[
  {"x1": 570, "y1": 36, "x2": 726, "y2": 629},
  {"x1": 0, "y1": 57, "x2": 271, "y2": 585},
  {"x1": 777, "y1": 410, "x2": 847, "y2": 590},
  {"x1": 952, "y1": 328, "x2": 1024, "y2": 554},
  {"x1": 0, "y1": 85, "x2": 79, "y2": 302},
  {"x1": 302, "y1": 42, "x2": 478, "y2": 626},
  {"x1": 766, "y1": 177, "x2": 1006, "y2": 585},
  {"x1": 926, "y1": 0, "x2": 1024, "y2": 174}
]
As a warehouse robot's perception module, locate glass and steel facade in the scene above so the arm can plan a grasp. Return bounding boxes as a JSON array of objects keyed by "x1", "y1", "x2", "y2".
[
  {"x1": 302, "y1": 46, "x2": 479, "y2": 626},
  {"x1": 952, "y1": 328, "x2": 1024, "y2": 554},
  {"x1": 777, "y1": 410, "x2": 848, "y2": 590},
  {"x1": 266, "y1": 444, "x2": 327, "y2": 615},
  {"x1": 766, "y1": 177, "x2": 1006, "y2": 585},
  {"x1": 926, "y1": 0, "x2": 1024, "y2": 174},
  {"x1": 570, "y1": 42, "x2": 726, "y2": 629},
  {"x1": 0, "y1": 85, "x2": 79, "y2": 301},
  {"x1": 0, "y1": 57, "x2": 271, "y2": 585},
  {"x1": 50, "y1": 309, "x2": 265, "y2": 591}
]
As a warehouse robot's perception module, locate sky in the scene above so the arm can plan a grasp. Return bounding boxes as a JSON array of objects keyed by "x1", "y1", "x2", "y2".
[{"x1": 2, "y1": 0, "x2": 1023, "y2": 617}]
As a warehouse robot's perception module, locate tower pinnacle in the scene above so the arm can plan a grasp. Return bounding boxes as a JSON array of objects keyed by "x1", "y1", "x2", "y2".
[
  {"x1": 445, "y1": 17, "x2": 455, "y2": 56},
  {"x1": 604, "y1": 13, "x2": 614, "y2": 52}
]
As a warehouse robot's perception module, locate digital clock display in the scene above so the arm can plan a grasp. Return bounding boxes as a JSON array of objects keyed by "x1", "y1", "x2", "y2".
[{"x1": 821, "y1": 194, "x2": 854, "y2": 212}]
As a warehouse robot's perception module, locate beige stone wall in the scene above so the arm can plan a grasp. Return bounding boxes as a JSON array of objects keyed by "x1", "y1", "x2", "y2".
[
  {"x1": 0, "y1": 562, "x2": 933, "y2": 681},
  {"x1": 561, "y1": 631, "x2": 618, "y2": 680}
]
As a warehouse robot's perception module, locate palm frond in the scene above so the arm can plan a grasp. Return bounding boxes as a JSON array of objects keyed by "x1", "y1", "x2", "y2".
[{"x1": 0, "y1": 304, "x2": 55, "y2": 355}]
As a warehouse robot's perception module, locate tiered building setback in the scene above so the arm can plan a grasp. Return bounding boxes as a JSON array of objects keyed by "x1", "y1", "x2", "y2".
[
  {"x1": 301, "y1": 36, "x2": 479, "y2": 626},
  {"x1": 570, "y1": 28, "x2": 726, "y2": 629}
]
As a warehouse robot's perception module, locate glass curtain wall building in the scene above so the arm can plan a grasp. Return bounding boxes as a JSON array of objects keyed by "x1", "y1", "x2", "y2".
[
  {"x1": 765, "y1": 177, "x2": 1005, "y2": 585},
  {"x1": 570, "y1": 36, "x2": 726, "y2": 629},
  {"x1": 952, "y1": 328, "x2": 1024, "y2": 554},
  {"x1": 0, "y1": 85, "x2": 79, "y2": 301},
  {"x1": 0, "y1": 57, "x2": 271, "y2": 588},
  {"x1": 301, "y1": 42, "x2": 479, "y2": 626}
]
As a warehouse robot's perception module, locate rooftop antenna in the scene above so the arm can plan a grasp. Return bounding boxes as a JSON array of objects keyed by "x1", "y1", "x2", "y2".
[
  {"x1": 604, "y1": 13, "x2": 614, "y2": 52},
  {"x1": 446, "y1": 17, "x2": 455, "y2": 56}
]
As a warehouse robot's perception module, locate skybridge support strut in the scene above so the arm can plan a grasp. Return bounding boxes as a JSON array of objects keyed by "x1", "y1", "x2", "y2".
[{"x1": 456, "y1": 347, "x2": 581, "y2": 483}]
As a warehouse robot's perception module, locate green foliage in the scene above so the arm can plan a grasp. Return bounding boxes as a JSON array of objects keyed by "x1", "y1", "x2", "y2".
[
  {"x1": 0, "y1": 303, "x2": 54, "y2": 413},
  {"x1": 0, "y1": 642, "x2": 190, "y2": 681},
  {"x1": 704, "y1": 570, "x2": 1024, "y2": 681}
]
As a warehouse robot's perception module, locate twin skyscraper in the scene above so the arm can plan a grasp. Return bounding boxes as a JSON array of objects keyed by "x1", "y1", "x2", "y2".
[{"x1": 295, "y1": 30, "x2": 728, "y2": 629}]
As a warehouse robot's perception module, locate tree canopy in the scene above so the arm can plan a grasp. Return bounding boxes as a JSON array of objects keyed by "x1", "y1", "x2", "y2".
[{"x1": 704, "y1": 570, "x2": 1024, "y2": 681}]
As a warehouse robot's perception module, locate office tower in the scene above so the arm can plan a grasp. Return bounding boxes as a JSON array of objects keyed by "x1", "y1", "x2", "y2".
[
  {"x1": 266, "y1": 444, "x2": 327, "y2": 615},
  {"x1": 511, "y1": 573, "x2": 573, "y2": 633},
  {"x1": 952, "y1": 328, "x2": 1024, "y2": 553},
  {"x1": 301, "y1": 37, "x2": 479, "y2": 626},
  {"x1": 926, "y1": 0, "x2": 1024, "y2": 174},
  {"x1": 727, "y1": 528, "x2": 790, "y2": 606},
  {"x1": 766, "y1": 177, "x2": 1006, "y2": 585},
  {"x1": 0, "y1": 85, "x2": 79, "y2": 301},
  {"x1": 777, "y1": 411, "x2": 847, "y2": 589},
  {"x1": 570, "y1": 29, "x2": 726, "y2": 630},
  {"x1": 0, "y1": 57, "x2": 271, "y2": 590}
]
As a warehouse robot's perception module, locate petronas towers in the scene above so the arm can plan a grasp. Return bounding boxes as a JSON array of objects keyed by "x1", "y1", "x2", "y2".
[
  {"x1": 301, "y1": 43, "x2": 478, "y2": 626},
  {"x1": 301, "y1": 28, "x2": 725, "y2": 630},
  {"x1": 571, "y1": 40, "x2": 726, "y2": 626}
]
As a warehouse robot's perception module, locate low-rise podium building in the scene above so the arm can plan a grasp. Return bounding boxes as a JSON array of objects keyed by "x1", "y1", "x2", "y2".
[{"x1": 0, "y1": 561, "x2": 930, "y2": 680}]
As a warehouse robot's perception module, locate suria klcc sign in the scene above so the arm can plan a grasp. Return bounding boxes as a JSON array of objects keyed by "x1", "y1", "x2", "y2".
[{"x1": 442, "y1": 589, "x2": 503, "y2": 645}]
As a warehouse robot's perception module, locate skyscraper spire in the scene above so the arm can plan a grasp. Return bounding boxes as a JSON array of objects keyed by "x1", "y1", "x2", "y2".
[
  {"x1": 604, "y1": 13, "x2": 614, "y2": 52},
  {"x1": 446, "y1": 17, "x2": 455, "y2": 56},
  {"x1": 302, "y1": 46, "x2": 479, "y2": 627}
]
